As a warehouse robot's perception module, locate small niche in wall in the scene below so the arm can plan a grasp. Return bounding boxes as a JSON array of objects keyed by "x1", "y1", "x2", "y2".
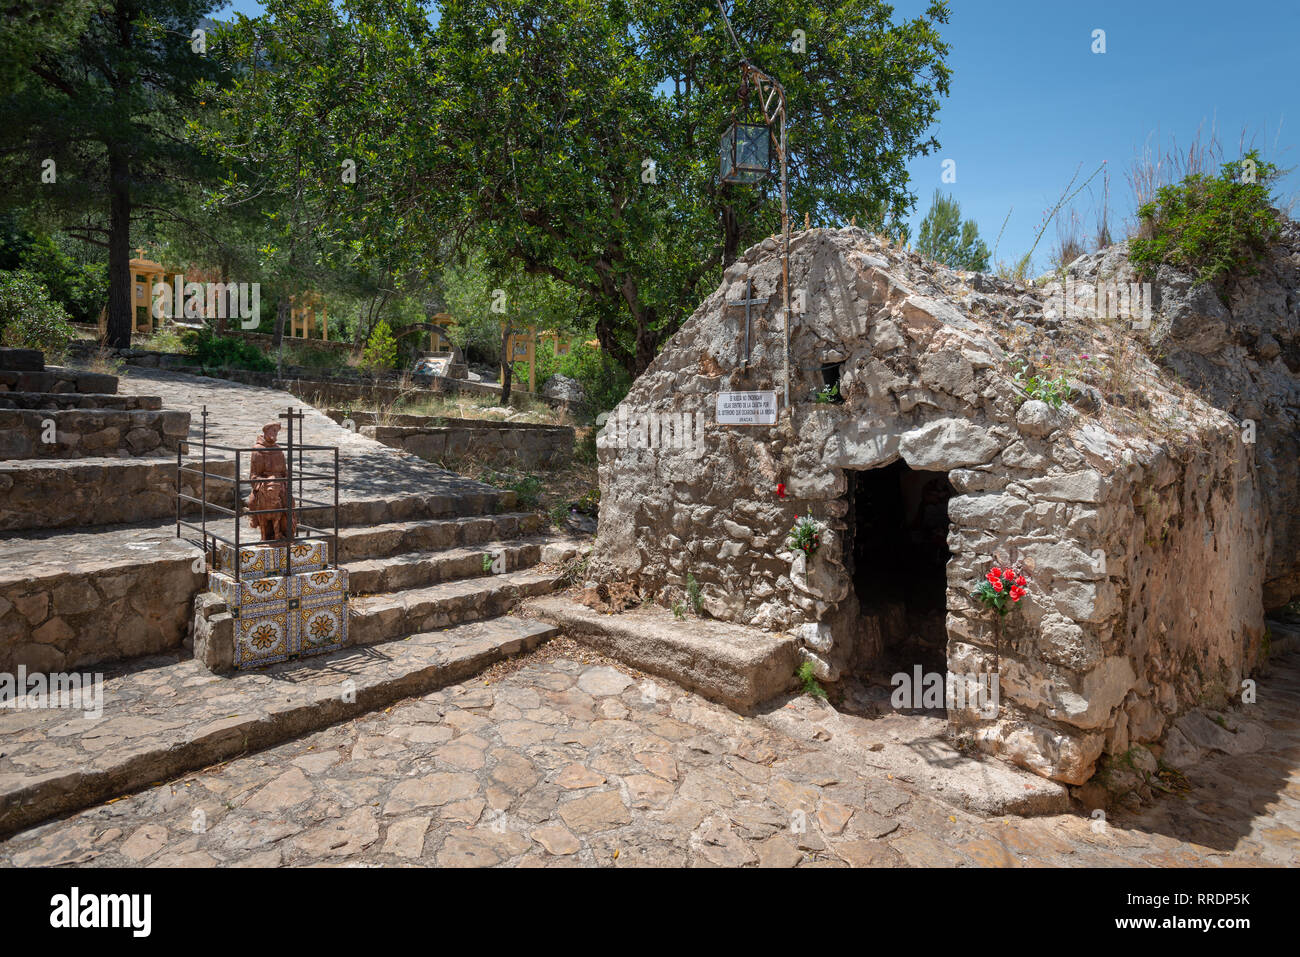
[{"x1": 818, "y1": 361, "x2": 845, "y2": 403}]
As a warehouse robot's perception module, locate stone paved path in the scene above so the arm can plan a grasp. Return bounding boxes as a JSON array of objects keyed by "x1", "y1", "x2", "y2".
[
  {"x1": 115, "y1": 367, "x2": 497, "y2": 500},
  {"x1": 3, "y1": 640, "x2": 1296, "y2": 867}
]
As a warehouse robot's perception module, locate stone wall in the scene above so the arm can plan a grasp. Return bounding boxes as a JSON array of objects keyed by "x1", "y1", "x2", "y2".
[
  {"x1": 325, "y1": 410, "x2": 573, "y2": 470},
  {"x1": 0, "y1": 555, "x2": 205, "y2": 673},
  {"x1": 0, "y1": 408, "x2": 189, "y2": 458},
  {"x1": 590, "y1": 227, "x2": 1274, "y2": 785},
  {"x1": 0, "y1": 392, "x2": 160, "y2": 411},
  {"x1": 0, "y1": 367, "x2": 118, "y2": 395}
]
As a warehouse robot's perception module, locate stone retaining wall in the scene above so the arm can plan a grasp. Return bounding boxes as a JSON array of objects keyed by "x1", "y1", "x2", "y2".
[
  {"x1": 362, "y1": 422, "x2": 573, "y2": 470},
  {"x1": 0, "y1": 392, "x2": 161, "y2": 411},
  {"x1": 0, "y1": 556, "x2": 204, "y2": 674},
  {"x1": 0, "y1": 408, "x2": 189, "y2": 459},
  {"x1": 0, "y1": 457, "x2": 235, "y2": 531},
  {"x1": 0, "y1": 367, "x2": 118, "y2": 395},
  {"x1": 323, "y1": 409, "x2": 573, "y2": 470}
]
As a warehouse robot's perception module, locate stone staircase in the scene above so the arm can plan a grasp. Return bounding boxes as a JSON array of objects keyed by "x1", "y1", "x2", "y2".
[
  {"x1": 0, "y1": 356, "x2": 591, "y2": 836},
  {"x1": 0, "y1": 347, "x2": 197, "y2": 531}
]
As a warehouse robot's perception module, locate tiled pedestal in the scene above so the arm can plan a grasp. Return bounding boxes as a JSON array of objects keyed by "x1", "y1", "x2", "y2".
[{"x1": 195, "y1": 541, "x2": 347, "y2": 671}]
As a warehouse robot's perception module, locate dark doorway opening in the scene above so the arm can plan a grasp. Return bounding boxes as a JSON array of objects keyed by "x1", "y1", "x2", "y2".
[{"x1": 847, "y1": 460, "x2": 953, "y2": 678}]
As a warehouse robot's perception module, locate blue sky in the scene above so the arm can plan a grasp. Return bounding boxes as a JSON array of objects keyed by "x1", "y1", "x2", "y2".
[{"x1": 219, "y1": 0, "x2": 1298, "y2": 273}]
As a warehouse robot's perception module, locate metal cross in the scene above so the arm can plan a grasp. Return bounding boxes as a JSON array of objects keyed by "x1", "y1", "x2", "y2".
[{"x1": 727, "y1": 277, "x2": 769, "y2": 368}]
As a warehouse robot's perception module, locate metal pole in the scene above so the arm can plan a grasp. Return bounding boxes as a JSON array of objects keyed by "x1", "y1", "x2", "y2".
[
  {"x1": 332, "y1": 447, "x2": 339, "y2": 569},
  {"x1": 234, "y1": 448, "x2": 241, "y2": 584},
  {"x1": 284, "y1": 406, "x2": 293, "y2": 579},
  {"x1": 779, "y1": 108, "x2": 791, "y2": 417}
]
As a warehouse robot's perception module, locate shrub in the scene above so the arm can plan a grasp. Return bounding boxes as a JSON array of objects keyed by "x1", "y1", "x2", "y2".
[
  {"x1": 360, "y1": 318, "x2": 398, "y2": 374},
  {"x1": 286, "y1": 343, "x2": 348, "y2": 371},
  {"x1": 514, "y1": 339, "x2": 631, "y2": 413},
  {"x1": 796, "y1": 660, "x2": 828, "y2": 699},
  {"x1": 188, "y1": 328, "x2": 275, "y2": 371},
  {"x1": 1130, "y1": 150, "x2": 1283, "y2": 287},
  {"x1": 685, "y1": 572, "x2": 704, "y2": 615},
  {"x1": 0, "y1": 270, "x2": 77, "y2": 359}
]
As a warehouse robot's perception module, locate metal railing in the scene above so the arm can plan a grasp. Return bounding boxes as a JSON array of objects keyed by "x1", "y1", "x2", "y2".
[{"x1": 176, "y1": 405, "x2": 340, "y2": 583}]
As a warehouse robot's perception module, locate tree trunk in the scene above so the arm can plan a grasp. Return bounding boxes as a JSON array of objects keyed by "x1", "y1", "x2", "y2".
[
  {"x1": 105, "y1": 149, "x2": 132, "y2": 349},
  {"x1": 722, "y1": 200, "x2": 742, "y2": 269},
  {"x1": 216, "y1": 257, "x2": 230, "y2": 334},
  {"x1": 498, "y1": 325, "x2": 513, "y2": 408},
  {"x1": 272, "y1": 296, "x2": 289, "y2": 375}
]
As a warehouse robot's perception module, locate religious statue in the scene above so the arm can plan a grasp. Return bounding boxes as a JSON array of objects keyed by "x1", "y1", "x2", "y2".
[{"x1": 247, "y1": 422, "x2": 296, "y2": 542}]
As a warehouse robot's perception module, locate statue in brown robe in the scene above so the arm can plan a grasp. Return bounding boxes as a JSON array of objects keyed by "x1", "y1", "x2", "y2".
[{"x1": 247, "y1": 423, "x2": 296, "y2": 542}]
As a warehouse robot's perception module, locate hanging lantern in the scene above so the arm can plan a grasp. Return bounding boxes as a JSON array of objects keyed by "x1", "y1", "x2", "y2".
[{"x1": 720, "y1": 121, "x2": 771, "y2": 184}]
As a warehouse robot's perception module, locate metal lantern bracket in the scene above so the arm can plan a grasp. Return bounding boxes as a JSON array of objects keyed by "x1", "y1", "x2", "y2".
[{"x1": 715, "y1": 2, "x2": 793, "y2": 416}]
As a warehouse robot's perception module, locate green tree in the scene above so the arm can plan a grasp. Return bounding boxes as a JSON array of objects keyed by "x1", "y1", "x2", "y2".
[
  {"x1": 916, "y1": 189, "x2": 990, "y2": 271},
  {"x1": 359, "y1": 316, "x2": 398, "y2": 374},
  {"x1": 0, "y1": 0, "x2": 228, "y2": 347},
  {"x1": 202, "y1": 0, "x2": 951, "y2": 377},
  {"x1": 432, "y1": 0, "x2": 951, "y2": 376}
]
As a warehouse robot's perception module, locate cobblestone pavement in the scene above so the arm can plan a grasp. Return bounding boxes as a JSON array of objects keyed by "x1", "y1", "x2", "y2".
[{"x1": 3, "y1": 641, "x2": 1296, "y2": 867}]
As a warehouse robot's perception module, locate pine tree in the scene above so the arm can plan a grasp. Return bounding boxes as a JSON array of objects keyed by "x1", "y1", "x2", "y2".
[
  {"x1": 917, "y1": 190, "x2": 991, "y2": 272},
  {"x1": 0, "y1": 0, "x2": 226, "y2": 347}
]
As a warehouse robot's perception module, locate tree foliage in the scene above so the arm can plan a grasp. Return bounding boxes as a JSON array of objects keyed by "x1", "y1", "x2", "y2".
[
  {"x1": 0, "y1": 0, "x2": 228, "y2": 346},
  {"x1": 916, "y1": 188, "x2": 989, "y2": 271},
  {"x1": 195, "y1": 0, "x2": 951, "y2": 376}
]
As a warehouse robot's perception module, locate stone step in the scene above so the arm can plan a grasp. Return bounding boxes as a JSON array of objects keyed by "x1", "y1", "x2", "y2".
[
  {"x1": 0, "y1": 615, "x2": 558, "y2": 838},
  {"x1": 522, "y1": 596, "x2": 800, "y2": 711},
  {"x1": 336, "y1": 512, "x2": 544, "y2": 561},
  {"x1": 349, "y1": 569, "x2": 560, "y2": 645},
  {"x1": 0, "y1": 462, "x2": 518, "y2": 533},
  {"x1": 301, "y1": 490, "x2": 518, "y2": 529},
  {"x1": 344, "y1": 536, "x2": 553, "y2": 594},
  {"x1": 0, "y1": 457, "x2": 236, "y2": 532}
]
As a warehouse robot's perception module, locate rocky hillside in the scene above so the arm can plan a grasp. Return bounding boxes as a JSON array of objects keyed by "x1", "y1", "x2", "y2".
[{"x1": 1047, "y1": 216, "x2": 1300, "y2": 610}]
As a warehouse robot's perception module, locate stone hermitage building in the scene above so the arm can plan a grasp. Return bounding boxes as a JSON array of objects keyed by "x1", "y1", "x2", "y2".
[{"x1": 590, "y1": 224, "x2": 1300, "y2": 785}]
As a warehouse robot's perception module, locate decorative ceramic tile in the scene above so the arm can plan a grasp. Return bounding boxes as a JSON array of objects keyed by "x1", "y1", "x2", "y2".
[
  {"x1": 213, "y1": 542, "x2": 281, "y2": 581},
  {"x1": 283, "y1": 539, "x2": 329, "y2": 575},
  {"x1": 299, "y1": 567, "x2": 347, "y2": 603},
  {"x1": 209, "y1": 569, "x2": 297, "y2": 609},
  {"x1": 213, "y1": 539, "x2": 330, "y2": 580},
  {"x1": 298, "y1": 599, "x2": 348, "y2": 656},
  {"x1": 234, "y1": 603, "x2": 297, "y2": 668}
]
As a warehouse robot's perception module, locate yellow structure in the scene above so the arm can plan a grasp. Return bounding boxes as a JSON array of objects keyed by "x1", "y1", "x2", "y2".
[
  {"x1": 290, "y1": 292, "x2": 328, "y2": 340},
  {"x1": 500, "y1": 323, "x2": 537, "y2": 394},
  {"x1": 98, "y1": 250, "x2": 167, "y2": 338},
  {"x1": 429, "y1": 312, "x2": 458, "y2": 352}
]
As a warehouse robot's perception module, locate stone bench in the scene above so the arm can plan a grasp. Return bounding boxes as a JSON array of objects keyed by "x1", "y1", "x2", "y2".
[{"x1": 0, "y1": 407, "x2": 189, "y2": 459}]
